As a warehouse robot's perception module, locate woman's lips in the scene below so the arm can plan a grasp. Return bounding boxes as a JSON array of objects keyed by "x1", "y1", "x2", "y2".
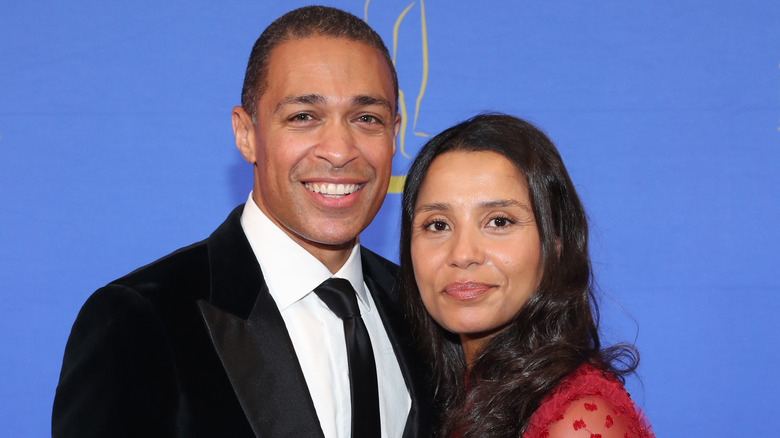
[{"x1": 443, "y1": 282, "x2": 493, "y2": 301}]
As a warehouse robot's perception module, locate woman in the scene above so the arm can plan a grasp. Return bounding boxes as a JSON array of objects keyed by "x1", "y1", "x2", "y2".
[{"x1": 400, "y1": 114, "x2": 654, "y2": 437}]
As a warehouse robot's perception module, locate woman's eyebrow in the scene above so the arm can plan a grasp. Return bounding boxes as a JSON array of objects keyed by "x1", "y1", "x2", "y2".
[
  {"x1": 414, "y1": 199, "x2": 531, "y2": 214},
  {"x1": 414, "y1": 202, "x2": 451, "y2": 214},
  {"x1": 478, "y1": 199, "x2": 531, "y2": 211}
]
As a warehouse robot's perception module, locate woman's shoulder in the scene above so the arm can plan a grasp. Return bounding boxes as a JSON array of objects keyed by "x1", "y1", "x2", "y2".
[{"x1": 523, "y1": 362, "x2": 654, "y2": 438}]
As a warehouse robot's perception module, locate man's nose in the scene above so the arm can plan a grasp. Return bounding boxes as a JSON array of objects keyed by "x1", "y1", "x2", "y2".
[{"x1": 313, "y1": 120, "x2": 360, "y2": 168}]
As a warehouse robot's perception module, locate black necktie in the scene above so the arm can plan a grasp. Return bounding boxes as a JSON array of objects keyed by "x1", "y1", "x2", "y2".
[{"x1": 314, "y1": 278, "x2": 381, "y2": 437}]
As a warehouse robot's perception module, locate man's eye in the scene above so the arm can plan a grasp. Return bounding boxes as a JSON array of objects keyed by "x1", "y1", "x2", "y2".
[
  {"x1": 289, "y1": 113, "x2": 313, "y2": 122},
  {"x1": 357, "y1": 114, "x2": 381, "y2": 124}
]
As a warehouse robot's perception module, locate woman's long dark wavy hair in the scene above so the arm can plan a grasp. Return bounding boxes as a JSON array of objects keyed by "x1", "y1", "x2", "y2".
[{"x1": 399, "y1": 114, "x2": 638, "y2": 437}]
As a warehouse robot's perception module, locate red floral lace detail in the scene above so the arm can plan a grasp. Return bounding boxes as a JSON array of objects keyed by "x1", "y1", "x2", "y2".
[{"x1": 523, "y1": 362, "x2": 654, "y2": 438}]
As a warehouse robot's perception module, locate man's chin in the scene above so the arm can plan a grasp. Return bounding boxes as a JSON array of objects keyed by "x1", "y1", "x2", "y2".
[{"x1": 301, "y1": 233, "x2": 359, "y2": 251}]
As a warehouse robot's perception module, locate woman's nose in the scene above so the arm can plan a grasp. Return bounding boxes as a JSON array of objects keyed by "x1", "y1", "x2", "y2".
[{"x1": 447, "y1": 227, "x2": 485, "y2": 269}]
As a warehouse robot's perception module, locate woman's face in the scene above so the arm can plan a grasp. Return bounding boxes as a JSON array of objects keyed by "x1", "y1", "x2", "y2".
[{"x1": 411, "y1": 150, "x2": 543, "y2": 352}]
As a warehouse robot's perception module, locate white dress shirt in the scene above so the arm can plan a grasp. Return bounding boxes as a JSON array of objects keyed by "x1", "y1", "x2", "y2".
[{"x1": 240, "y1": 194, "x2": 410, "y2": 438}]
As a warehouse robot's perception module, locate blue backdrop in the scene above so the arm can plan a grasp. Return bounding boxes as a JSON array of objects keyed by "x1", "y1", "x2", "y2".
[{"x1": 2, "y1": 1, "x2": 778, "y2": 436}]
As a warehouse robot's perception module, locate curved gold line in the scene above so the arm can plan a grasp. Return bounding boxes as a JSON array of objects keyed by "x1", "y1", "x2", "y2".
[
  {"x1": 413, "y1": 0, "x2": 428, "y2": 130},
  {"x1": 398, "y1": 89, "x2": 410, "y2": 158},
  {"x1": 388, "y1": 175, "x2": 407, "y2": 194},
  {"x1": 392, "y1": 2, "x2": 416, "y2": 64},
  {"x1": 363, "y1": 0, "x2": 370, "y2": 22}
]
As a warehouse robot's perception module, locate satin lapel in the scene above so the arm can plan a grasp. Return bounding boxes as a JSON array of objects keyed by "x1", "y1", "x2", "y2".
[
  {"x1": 198, "y1": 206, "x2": 324, "y2": 437},
  {"x1": 362, "y1": 250, "x2": 432, "y2": 438}
]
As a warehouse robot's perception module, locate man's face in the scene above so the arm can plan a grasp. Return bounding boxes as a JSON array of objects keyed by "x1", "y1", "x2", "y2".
[{"x1": 233, "y1": 36, "x2": 399, "y2": 269}]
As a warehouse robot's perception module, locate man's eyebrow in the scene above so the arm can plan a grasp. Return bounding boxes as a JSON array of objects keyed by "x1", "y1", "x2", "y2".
[
  {"x1": 352, "y1": 95, "x2": 394, "y2": 112},
  {"x1": 273, "y1": 94, "x2": 394, "y2": 114},
  {"x1": 274, "y1": 94, "x2": 326, "y2": 113}
]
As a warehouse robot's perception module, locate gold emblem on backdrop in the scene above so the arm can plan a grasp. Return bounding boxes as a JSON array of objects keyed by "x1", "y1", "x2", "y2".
[{"x1": 365, "y1": 0, "x2": 431, "y2": 193}]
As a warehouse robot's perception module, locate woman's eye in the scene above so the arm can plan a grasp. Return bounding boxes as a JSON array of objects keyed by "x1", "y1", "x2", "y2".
[
  {"x1": 488, "y1": 216, "x2": 513, "y2": 228},
  {"x1": 424, "y1": 220, "x2": 449, "y2": 232}
]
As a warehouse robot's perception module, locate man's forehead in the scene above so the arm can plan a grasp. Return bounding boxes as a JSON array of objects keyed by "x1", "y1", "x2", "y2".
[
  {"x1": 268, "y1": 36, "x2": 391, "y2": 79},
  {"x1": 261, "y1": 36, "x2": 396, "y2": 112},
  {"x1": 270, "y1": 35, "x2": 379, "y2": 63}
]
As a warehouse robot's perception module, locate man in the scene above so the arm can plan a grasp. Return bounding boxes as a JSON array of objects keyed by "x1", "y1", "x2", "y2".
[{"x1": 52, "y1": 6, "x2": 430, "y2": 437}]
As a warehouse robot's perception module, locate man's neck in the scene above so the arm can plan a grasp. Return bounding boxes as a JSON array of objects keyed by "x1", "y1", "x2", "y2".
[
  {"x1": 251, "y1": 193, "x2": 359, "y2": 274},
  {"x1": 297, "y1": 238, "x2": 356, "y2": 274}
]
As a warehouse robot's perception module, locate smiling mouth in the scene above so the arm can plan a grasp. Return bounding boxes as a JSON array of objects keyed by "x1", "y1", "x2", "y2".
[{"x1": 304, "y1": 182, "x2": 363, "y2": 198}]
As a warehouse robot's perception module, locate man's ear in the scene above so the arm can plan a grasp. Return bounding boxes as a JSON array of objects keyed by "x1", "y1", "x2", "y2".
[
  {"x1": 391, "y1": 112, "x2": 401, "y2": 155},
  {"x1": 232, "y1": 106, "x2": 257, "y2": 164}
]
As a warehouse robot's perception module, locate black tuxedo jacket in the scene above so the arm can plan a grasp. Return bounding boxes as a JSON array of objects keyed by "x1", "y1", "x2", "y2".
[{"x1": 53, "y1": 206, "x2": 431, "y2": 437}]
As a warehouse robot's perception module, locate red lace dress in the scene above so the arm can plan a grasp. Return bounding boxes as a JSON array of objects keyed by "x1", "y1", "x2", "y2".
[{"x1": 523, "y1": 363, "x2": 654, "y2": 438}]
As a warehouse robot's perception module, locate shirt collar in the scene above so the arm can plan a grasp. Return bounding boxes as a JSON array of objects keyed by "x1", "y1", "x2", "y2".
[{"x1": 239, "y1": 193, "x2": 370, "y2": 311}]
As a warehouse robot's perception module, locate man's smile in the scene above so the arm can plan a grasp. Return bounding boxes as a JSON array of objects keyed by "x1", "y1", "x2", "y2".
[{"x1": 304, "y1": 182, "x2": 364, "y2": 198}]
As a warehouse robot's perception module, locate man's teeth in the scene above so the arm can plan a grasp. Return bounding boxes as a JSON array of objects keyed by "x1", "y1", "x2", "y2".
[{"x1": 305, "y1": 183, "x2": 360, "y2": 197}]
